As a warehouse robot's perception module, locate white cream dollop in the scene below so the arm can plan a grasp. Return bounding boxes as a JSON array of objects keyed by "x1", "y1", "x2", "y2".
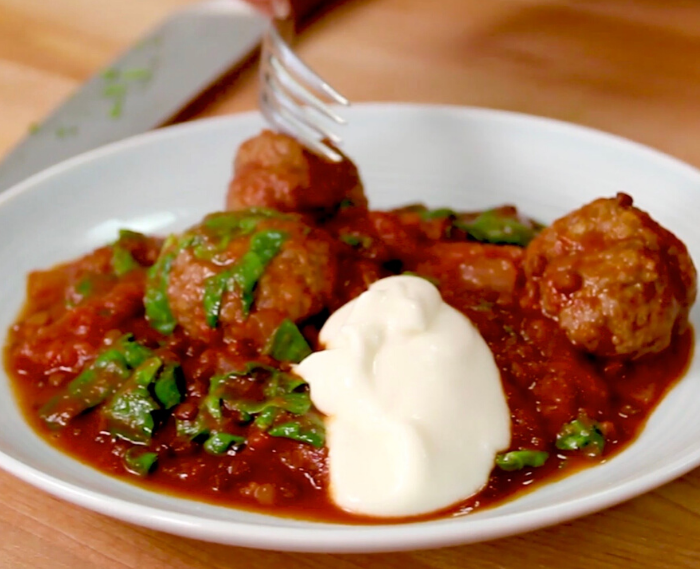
[{"x1": 294, "y1": 275, "x2": 511, "y2": 518}]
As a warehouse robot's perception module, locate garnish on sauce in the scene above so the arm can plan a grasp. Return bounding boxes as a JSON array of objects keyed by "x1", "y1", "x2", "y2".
[{"x1": 5, "y1": 130, "x2": 696, "y2": 524}]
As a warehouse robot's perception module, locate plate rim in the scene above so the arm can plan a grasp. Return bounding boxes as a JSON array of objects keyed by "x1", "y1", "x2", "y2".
[{"x1": 1, "y1": 102, "x2": 699, "y2": 553}]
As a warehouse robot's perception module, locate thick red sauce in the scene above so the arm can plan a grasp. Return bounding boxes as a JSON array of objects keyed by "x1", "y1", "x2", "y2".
[{"x1": 3, "y1": 202, "x2": 694, "y2": 524}]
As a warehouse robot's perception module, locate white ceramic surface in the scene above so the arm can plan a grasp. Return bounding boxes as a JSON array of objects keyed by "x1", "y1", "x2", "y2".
[{"x1": 0, "y1": 104, "x2": 699, "y2": 553}]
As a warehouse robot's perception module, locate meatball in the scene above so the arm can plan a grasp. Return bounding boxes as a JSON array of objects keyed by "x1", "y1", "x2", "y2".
[
  {"x1": 414, "y1": 242, "x2": 526, "y2": 305},
  {"x1": 523, "y1": 193, "x2": 697, "y2": 359},
  {"x1": 162, "y1": 210, "x2": 337, "y2": 348},
  {"x1": 226, "y1": 130, "x2": 367, "y2": 215}
]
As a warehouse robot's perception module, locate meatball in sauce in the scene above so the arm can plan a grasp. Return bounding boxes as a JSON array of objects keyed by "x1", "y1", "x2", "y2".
[{"x1": 4, "y1": 132, "x2": 696, "y2": 524}]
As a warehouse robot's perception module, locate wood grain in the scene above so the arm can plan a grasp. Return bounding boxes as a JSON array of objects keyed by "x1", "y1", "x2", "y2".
[{"x1": 2, "y1": 0, "x2": 700, "y2": 567}]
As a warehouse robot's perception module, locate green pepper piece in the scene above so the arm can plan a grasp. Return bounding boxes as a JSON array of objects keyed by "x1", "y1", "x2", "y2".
[
  {"x1": 454, "y1": 210, "x2": 539, "y2": 246},
  {"x1": 496, "y1": 450, "x2": 549, "y2": 471},
  {"x1": 40, "y1": 335, "x2": 144, "y2": 428},
  {"x1": 203, "y1": 229, "x2": 288, "y2": 327},
  {"x1": 203, "y1": 432, "x2": 245, "y2": 455},
  {"x1": 154, "y1": 362, "x2": 182, "y2": 409},
  {"x1": 144, "y1": 234, "x2": 180, "y2": 335},
  {"x1": 123, "y1": 448, "x2": 158, "y2": 477},
  {"x1": 556, "y1": 418, "x2": 605, "y2": 455},
  {"x1": 264, "y1": 319, "x2": 312, "y2": 363},
  {"x1": 269, "y1": 418, "x2": 325, "y2": 448}
]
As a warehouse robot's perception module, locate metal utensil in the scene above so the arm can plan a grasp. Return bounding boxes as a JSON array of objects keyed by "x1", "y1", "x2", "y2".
[
  {"x1": 258, "y1": 19, "x2": 349, "y2": 161},
  {"x1": 0, "y1": 0, "x2": 268, "y2": 193}
]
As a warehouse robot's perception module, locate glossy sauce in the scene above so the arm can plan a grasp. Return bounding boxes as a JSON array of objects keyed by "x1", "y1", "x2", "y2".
[{"x1": 4, "y1": 204, "x2": 695, "y2": 524}]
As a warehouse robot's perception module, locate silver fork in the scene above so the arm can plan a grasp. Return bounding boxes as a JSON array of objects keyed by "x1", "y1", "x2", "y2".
[{"x1": 258, "y1": 19, "x2": 349, "y2": 162}]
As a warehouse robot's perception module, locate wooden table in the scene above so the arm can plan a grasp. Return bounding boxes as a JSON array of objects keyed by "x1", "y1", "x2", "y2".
[{"x1": 2, "y1": 1, "x2": 700, "y2": 567}]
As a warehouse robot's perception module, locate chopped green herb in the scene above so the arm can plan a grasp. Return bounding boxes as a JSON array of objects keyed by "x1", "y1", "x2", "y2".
[
  {"x1": 55, "y1": 126, "x2": 78, "y2": 138},
  {"x1": 339, "y1": 198, "x2": 355, "y2": 209},
  {"x1": 339, "y1": 233, "x2": 373, "y2": 248},
  {"x1": 109, "y1": 99, "x2": 124, "y2": 119},
  {"x1": 40, "y1": 335, "x2": 147, "y2": 428},
  {"x1": 420, "y1": 208, "x2": 456, "y2": 221},
  {"x1": 202, "y1": 229, "x2": 288, "y2": 327},
  {"x1": 74, "y1": 278, "x2": 93, "y2": 298},
  {"x1": 123, "y1": 448, "x2": 158, "y2": 477},
  {"x1": 102, "y1": 355, "x2": 182, "y2": 444},
  {"x1": 203, "y1": 432, "x2": 245, "y2": 455},
  {"x1": 254, "y1": 406, "x2": 278, "y2": 429},
  {"x1": 133, "y1": 357, "x2": 162, "y2": 386},
  {"x1": 454, "y1": 210, "x2": 539, "y2": 246},
  {"x1": 144, "y1": 235, "x2": 180, "y2": 335},
  {"x1": 269, "y1": 417, "x2": 325, "y2": 448},
  {"x1": 102, "y1": 68, "x2": 120, "y2": 81},
  {"x1": 28, "y1": 122, "x2": 40, "y2": 135},
  {"x1": 264, "y1": 319, "x2": 312, "y2": 363},
  {"x1": 111, "y1": 246, "x2": 139, "y2": 276},
  {"x1": 154, "y1": 362, "x2": 182, "y2": 409},
  {"x1": 496, "y1": 450, "x2": 549, "y2": 471},
  {"x1": 556, "y1": 417, "x2": 605, "y2": 455},
  {"x1": 103, "y1": 83, "x2": 127, "y2": 99},
  {"x1": 102, "y1": 357, "x2": 164, "y2": 444},
  {"x1": 340, "y1": 234, "x2": 362, "y2": 247},
  {"x1": 122, "y1": 68, "x2": 153, "y2": 82}
]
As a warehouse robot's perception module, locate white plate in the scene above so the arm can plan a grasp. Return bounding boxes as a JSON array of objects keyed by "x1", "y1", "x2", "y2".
[{"x1": 0, "y1": 103, "x2": 699, "y2": 553}]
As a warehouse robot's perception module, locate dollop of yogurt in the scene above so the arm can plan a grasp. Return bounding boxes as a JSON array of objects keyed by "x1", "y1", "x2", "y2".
[{"x1": 294, "y1": 275, "x2": 511, "y2": 518}]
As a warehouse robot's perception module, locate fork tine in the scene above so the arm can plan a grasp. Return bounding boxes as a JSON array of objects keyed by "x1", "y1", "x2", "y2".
[
  {"x1": 265, "y1": 55, "x2": 347, "y2": 125},
  {"x1": 262, "y1": 71, "x2": 343, "y2": 144},
  {"x1": 266, "y1": 25, "x2": 350, "y2": 106},
  {"x1": 260, "y1": 93, "x2": 344, "y2": 161}
]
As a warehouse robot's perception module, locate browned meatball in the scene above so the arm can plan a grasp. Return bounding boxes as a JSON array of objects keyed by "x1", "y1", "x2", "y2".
[
  {"x1": 523, "y1": 193, "x2": 697, "y2": 359},
  {"x1": 226, "y1": 130, "x2": 367, "y2": 215},
  {"x1": 160, "y1": 209, "x2": 337, "y2": 348}
]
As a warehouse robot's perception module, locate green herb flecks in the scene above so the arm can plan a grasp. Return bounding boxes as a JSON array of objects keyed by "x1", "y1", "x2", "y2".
[
  {"x1": 264, "y1": 319, "x2": 312, "y2": 363},
  {"x1": 202, "y1": 229, "x2": 288, "y2": 327},
  {"x1": 102, "y1": 65, "x2": 155, "y2": 119},
  {"x1": 454, "y1": 210, "x2": 539, "y2": 247},
  {"x1": 496, "y1": 450, "x2": 549, "y2": 471},
  {"x1": 556, "y1": 417, "x2": 605, "y2": 456},
  {"x1": 123, "y1": 448, "x2": 158, "y2": 477}
]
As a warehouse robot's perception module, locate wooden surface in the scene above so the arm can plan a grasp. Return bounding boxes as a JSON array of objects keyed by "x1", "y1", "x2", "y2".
[{"x1": 2, "y1": 0, "x2": 700, "y2": 567}]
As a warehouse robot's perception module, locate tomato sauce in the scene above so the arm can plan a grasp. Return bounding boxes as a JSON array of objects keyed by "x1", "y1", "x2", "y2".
[{"x1": 5, "y1": 196, "x2": 694, "y2": 523}]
